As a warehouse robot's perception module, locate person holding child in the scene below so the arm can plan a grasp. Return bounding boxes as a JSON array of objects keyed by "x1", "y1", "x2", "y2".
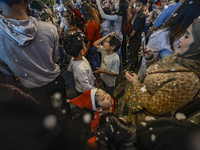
[
  {"x1": 93, "y1": 32, "x2": 121, "y2": 97},
  {"x1": 64, "y1": 33, "x2": 99, "y2": 96}
]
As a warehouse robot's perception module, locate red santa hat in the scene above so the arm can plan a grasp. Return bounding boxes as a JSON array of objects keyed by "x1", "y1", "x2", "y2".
[{"x1": 69, "y1": 88, "x2": 98, "y2": 111}]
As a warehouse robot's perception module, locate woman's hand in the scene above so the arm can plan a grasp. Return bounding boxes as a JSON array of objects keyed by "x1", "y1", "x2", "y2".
[
  {"x1": 125, "y1": 71, "x2": 138, "y2": 84},
  {"x1": 141, "y1": 46, "x2": 154, "y2": 56}
]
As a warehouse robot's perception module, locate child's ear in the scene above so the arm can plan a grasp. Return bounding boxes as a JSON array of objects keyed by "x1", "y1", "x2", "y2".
[
  {"x1": 95, "y1": 107, "x2": 103, "y2": 112},
  {"x1": 80, "y1": 49, "x2": 84, "y2": 55},
  {"x1": 111, "y1": 45, "x2": 116, "y2": 50}
]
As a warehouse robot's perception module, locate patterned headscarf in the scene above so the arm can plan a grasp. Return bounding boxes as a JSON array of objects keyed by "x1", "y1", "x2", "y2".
[{"x1": 176, "y1": 17, "x2": 200, "y2": 77}]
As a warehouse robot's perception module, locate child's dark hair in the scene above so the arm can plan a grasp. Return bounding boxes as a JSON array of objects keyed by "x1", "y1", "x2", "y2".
[
  {"x1": 136, "y1": 0, "x2": 147, "y2": 6},
  {"x1": 68, "y1": 17, "x2": 83, "y2": 28},
  {"x1": 61, "y1": 6, "x2": 73, "y2": 17},
  {"x1": 103, "y1": 7, "x2": 111, "y2": 15},
  {"x1": 107, "y1": 35, "x2": 122, "y2": 52},
  {"x1": 30, "y1": 1, "x2": 43, "y2": 11},
  {"x1": 96, "y1": 113, "x2": 137, "y2": 150},
  {"x1": 64, "y1": 32, "x2": 84, "y2": 57}
]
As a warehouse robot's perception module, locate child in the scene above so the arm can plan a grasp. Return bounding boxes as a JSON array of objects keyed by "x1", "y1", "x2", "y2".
[
  {"x1": 64, "y1": 33, "x2": 98, "y2": 96},
  {"x1": 127, "y1": 0, "x2": 146, "y2": 71},
  {"x1": 69, "y1": 88, "x2": 116, "y2": 131},
  {"x1": 69, "y1": 88, "x2": 116, "y2": 149},
  {"x1": 93, "y1": 32, "x2": 121, "y2": 96},
  {"x1": 68, "y1": 17, "x2": 84, "y2": 35}
]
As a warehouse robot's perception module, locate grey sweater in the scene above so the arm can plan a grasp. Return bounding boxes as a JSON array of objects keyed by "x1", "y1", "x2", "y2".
[{"x1": 0, "y1": 16, "x2": 60, "y2": 88}]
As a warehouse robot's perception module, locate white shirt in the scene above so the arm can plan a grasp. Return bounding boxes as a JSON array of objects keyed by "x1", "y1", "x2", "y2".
[
  {"x1": 67, "y1": 56, "x2": 96, "y2": 92},
  {"x1": 98, "y1": 45, "x2": 120, "y2": 87}
]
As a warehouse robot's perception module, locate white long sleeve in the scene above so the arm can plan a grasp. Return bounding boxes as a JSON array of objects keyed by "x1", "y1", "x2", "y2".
[{"x1": 98, "y1": 5, "x2": 119, "y2": 21}]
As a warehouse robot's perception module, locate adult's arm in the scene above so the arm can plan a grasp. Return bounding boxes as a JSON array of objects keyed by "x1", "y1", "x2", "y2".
[
  {"x1": 132, "y1": 73, "x2": 200, "y2": 115},
  {"x1": 97, "y1": 5, "x2": 118, "y2": 21}
]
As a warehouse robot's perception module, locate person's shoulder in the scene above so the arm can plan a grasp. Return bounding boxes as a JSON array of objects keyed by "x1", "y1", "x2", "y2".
[{"x1": 37, "y1": 20, "x2": 57, "y2": 31}]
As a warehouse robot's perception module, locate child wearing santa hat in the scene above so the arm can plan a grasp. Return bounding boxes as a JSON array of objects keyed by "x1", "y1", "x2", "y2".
[
  {"x1": 69, "y1": 88, "x2": 116, "y2": 131},
  {"x1": 69, "y1": 88, "x2": 116, "y2": 148}
]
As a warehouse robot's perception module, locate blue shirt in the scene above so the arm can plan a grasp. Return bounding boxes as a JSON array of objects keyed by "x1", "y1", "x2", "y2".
[{"x1": 153, "y1": 2, "x2": 182, "y2": 28}]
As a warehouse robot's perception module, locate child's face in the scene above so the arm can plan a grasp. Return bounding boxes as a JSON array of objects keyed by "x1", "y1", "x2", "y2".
[
  {"x1": 103, "y1": 37, "x2": 114, "y2": 51},
  {"x1": 69, "y1": 25, "x2": 77, "y2": 32},
  {"x1": 63, "y1": 12, "x2": 72, "y2": 21},
  {"x1": 96, "y1": 90, "x2": 114, "y2": 109},
  {"x1": 135, "y1": 2, "x2": 144, "y2": 13}
]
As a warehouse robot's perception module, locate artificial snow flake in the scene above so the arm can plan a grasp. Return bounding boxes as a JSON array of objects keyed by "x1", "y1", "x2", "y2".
[
  {"x1": 149, "y1": 127, "x2": 153, "y2": 130},
  {"x1": 178, "y1": 72, "x2": 180, "y2": 74},
  {"x1": 43, "y1": 115, "x2": 57, "y2": 129},
  {"x1": 105, "y1": 137, "x2": 108, "y2": 141},
  {"x1": 97, "y1": 132, "x2": 100, "y2": 135},
  {"x1": 117, "y1": 131, "x2": 119, "y2": 134},
  {"x1": 15, "y1": 60, "x2": 18, "y2": 62},
  {"x1": 2, "y1": 46, "x2": 4, "y2": 48},
  {"x1": 25, "y1": 74, "x2": 27, "y2": 76},
  {"x1": 189, "y1": 1, "x2": 193, "y2": 4},
  {"x1": 110, "y1": 125, "x2": 114, "y2": 133},
  {"x1": 141, "y1": 85, "x2": 147, "y2": 92},
  {"x1": 158, "y1": 83, "x2": 160, "y2": 86},
  {"x1": 173, "y1": 13, "x2": 177, "y2": 17},
  {"x1": 40, "y1": 40, "x2": 42, "y2": 42},
  {"x1": 162, "y1": 60, "x2": 165, "y2": 63},
  {"x1": 96, "y1": 137, "x2": 98, "y2": 140},
  {"x1": 173, "y1": 83, "x2": 176, "y2": 86},
  {"x1": 106, "y1": 117, "x2": 109, "y2": 122},
  {"x1": 168, "y1": 96, "x2": 170, "y2": 98},
  {"x1": 141, "y1": 122, "x2": 147, "y2": 127},
  {"x1": 175, "y1": 113, "x2": 186, "y2": 120},
  {"x1": 55, "y1": 82, "x2": 58, "y2": 84},
  {"x1": 171, "y1": 68, "x2": 176, "y2": 71},
  {"x1": 145, "y1": 116, "x2": 155, "y2": 122},
  {"x1": 164, "y1": 5, "x2": 168, "y2": 9},
  {"x1": 53, "y1": 92, "x2": 62, "y2": 100},
  {"x1": 95, "y1": 115, "x2": 97, "y2": 118},
  {"x1": 61, "y1": 109, "x2": 66, "y2": 114},
  {"x1": 83, "y1": 113, "x2": 92, "y2": 124},
  {"x1": 151, "y1": 134, "x2": 156, "y2": 142}
]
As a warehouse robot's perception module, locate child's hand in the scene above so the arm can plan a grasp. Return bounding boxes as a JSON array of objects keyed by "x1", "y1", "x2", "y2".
[
  {"x1": 93, "y1": 67, "x2": 104, "y2": 74},
  {"x1": 125, "y1": 71, "x2": 138, "y2": 84}
]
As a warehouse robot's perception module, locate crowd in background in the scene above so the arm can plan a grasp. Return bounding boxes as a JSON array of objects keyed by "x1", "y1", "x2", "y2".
[{"x1": 0, "y1": 0, "x2": 200, "y2": 149}]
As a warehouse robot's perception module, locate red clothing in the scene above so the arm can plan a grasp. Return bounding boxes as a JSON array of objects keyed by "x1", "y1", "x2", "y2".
[
  {"x1": 72, "y1": 8, "x2": 86, "y2": 24},
  {"x1": 86, "y1": 20, "x2": 101, "y2": 47},
  {"x1": 87, "y1": 99, "x2": 116, "y2": 149},
  {"x1": 90, "y1": 99, "x2": 116, "y2": 131}
]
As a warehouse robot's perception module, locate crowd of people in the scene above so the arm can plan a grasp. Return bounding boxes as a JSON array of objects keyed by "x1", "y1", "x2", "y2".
[{"x1": 0, "y1": 0, "x2": 200, "y2": 149}]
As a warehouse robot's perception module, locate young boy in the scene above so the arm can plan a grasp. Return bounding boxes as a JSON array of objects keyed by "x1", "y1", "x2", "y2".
[
  {"x1": 64, "y1": 33, "x2": 98, "y2": 96},
  {"x1": 93, "y1": 32, "x2": 121, "y2": 96},
  {"x1": 127, "y1": 0, "x2": 146, "y2": 71}
]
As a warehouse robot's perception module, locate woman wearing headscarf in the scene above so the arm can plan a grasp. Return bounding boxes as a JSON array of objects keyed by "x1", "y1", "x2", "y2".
[{"x1": 124, "y1": 17, "x2": 200, "y2": 126}]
